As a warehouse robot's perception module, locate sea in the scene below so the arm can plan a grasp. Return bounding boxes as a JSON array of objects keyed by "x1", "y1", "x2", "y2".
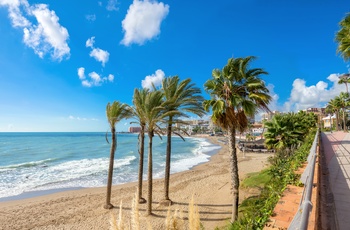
[{"x1": 0, "y1": 132, "x2": 221, "y2": 200}]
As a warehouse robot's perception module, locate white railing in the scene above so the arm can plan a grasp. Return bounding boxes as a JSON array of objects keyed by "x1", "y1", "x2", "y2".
[{"x1": 288, "y1": 130, "x2": 319, "y2": 230}]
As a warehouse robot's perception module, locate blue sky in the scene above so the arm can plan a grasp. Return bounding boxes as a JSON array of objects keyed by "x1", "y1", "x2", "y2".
[{"x1": 0, "y1": 0, "x2": 349, "y2": 132}]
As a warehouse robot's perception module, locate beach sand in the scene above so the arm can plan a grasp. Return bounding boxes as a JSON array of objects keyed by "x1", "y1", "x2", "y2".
[{"x1": 0, "y1": 136, "x2": 273, "y2": 230}]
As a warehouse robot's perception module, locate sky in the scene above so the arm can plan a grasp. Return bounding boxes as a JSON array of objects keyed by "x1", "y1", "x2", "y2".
[{"x1": 0, "y1": 0, "x2": 350, "y2": 132}]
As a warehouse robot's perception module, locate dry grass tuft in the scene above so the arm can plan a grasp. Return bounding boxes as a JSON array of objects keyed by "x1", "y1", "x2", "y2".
[
  {"x1": 165, "y1": 206, "x2": 185, "y2": 230},
  {"x1": 110, "y1": 191, "x2": 201, "y2": 230},
  {"x1": 131, "y1": 190, "x2": 140, "y2": 230},
  {"x1": 188, "y1": 195, "x2": 200, "y2": 230}
]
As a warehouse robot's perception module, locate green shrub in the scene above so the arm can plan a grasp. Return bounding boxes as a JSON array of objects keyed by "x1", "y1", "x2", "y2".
[{"x1": 227, "y1": 128, "x2": 316, "y2": 230}]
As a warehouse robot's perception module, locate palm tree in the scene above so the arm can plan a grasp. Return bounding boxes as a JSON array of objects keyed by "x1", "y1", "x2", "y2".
[
  {"x1": 335, "y1": 13, "x2": 350, "y2": 61},
  {"x1": 104, "y1": 101, "x2": 132, "y2": 209},
  {"x1": 326, "y1": 98, "x2": 341, "y2": 131},
  {"x1": 131, "y1": 88, "x2": 149, "y2": 204},
  {"x1": 160, "y1": 76, "x2": 205, "y2": 205},
  {"x1": 203, "y1": 56, "x2": 271, "y2": 222},
  {"x1": 338, "y1": 74, "x2": 350, "y2": 94},
  {"x1": 264, "y1": 113, "x2": 306, "y2": 150},
  {"x1": 336, "y1": 92, "x2": 350, "y2": 132},
  {"x1": 143, "y1": 89, "x2": 167, "y2": 215}
]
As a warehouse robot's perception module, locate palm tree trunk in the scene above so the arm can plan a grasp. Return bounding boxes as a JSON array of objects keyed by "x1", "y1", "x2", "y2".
[
  {"x1": 137, "y1": 126, "x2": 146, "y2": 203},
  {"x1": 164, "y1": 119, "x2": 172, "y2": 203},
  {"x1": 336, "y1": 111, "x2": 340, "y2": 131},
  {"x1": 147, "y1": 132, "x2": 153, "y2": 215},
  {"x1": 343, "y1": 108, "x2": 348, "y2": 132},
  {"x1": 227, "y1": 126, "x2": 239, "y2": 222},
  {"x1": 104, "y1": 127, "x2": 116, "y2": 209}
]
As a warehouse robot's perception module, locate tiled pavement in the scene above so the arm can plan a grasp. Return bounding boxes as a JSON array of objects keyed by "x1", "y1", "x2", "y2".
[{"x1": 321, "y1": 131, "x2": 350, "y2": 230}]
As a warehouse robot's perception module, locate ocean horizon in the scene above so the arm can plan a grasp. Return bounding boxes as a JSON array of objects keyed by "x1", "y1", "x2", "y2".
[{"x1": 0, "y1": 132, "x2": 221, "y2": 200}]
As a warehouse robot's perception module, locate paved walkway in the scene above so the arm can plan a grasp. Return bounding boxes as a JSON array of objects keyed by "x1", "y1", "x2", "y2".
[{"x1": 321, "y1": 131, "x2": 350, "y2": 230}]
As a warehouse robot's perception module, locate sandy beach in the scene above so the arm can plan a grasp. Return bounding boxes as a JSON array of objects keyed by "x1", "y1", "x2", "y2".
[{"x1": 0, "y1": 136, "x2": 273, "y2": 230}]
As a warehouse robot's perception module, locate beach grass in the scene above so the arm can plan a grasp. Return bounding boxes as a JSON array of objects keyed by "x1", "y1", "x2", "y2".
[
  {"x1": 240, "y1": 169, "x2": 271, "y2": 189},
  {"x1": 110, "y1": 192, "x2": 201, "y2": 230}
]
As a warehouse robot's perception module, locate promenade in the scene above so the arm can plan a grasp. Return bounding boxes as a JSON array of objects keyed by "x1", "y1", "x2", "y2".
[{"x1": 321, "y1": 131, "x2": 350, "y2": 230}]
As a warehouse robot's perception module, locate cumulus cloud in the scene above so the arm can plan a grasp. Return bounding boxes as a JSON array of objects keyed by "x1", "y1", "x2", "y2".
[
  {"x1": 77, "y1": 67, "x2": 85, "y2": 80},
  {"x1": 141, "y1": 69, "x2": 165, "y2": 89},
  {"x1": 85, "y1": 36, "x2": 95, "y2": 48},
  {"x1": 85, "y1": 36, "x2": 109, "y2": 66},
  {"x1": 107, "y1": 74, "x2": 114, "y2": 82},
  {"x1": 89, "y1": 48, "x2": 109, "y2": 66},
  {"x1": 121, "y1": 0, "x2": 169, "y2": 46},
  {"x1": 0, "y1": 0, "x2": 30, "y2": 27},
  {"x1": 77, "y1": 67, "x2": 114, "y2": 87},
  {"x1": 0, "y1": 1, "x2": 70, "y2": 61},
  {"x1": 85, "y1": 14, "x2": 96, "y2": 21},
  {"x1": 106, "y1": 0, "x2": 118, "y2": 11},
  {"x1": 283, "y1": 74, "x2": 345, "y2": 112}
]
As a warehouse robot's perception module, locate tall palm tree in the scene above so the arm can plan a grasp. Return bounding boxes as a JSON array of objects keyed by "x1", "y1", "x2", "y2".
[
  {"x1": 131, "y1": 88, "x2": 149, "y2": 204},
  {"x1": 338, "y1": 74, "x2": 350, "y2": 94},
  {"x1": 335, "y1": 13, "x2": 350, "y2": 61},
  {"x1": 326, "y1": 98, "x2": 341, "y2": 131},
  {"x1": 160, "y1": 76, "x2": 205, "y2": 205},
  {"x1": 336, "y1": 92, "x2": 350, "y2": 132},
  {"x1": 143, "y1": 89, "x2": 168, "y2": 215},
  {"x1": 104, "y1": 101, "x2": 132, "y2": 209},
  {"x1": 203, "y1": 56, "x2": 271, "y2": 222}
]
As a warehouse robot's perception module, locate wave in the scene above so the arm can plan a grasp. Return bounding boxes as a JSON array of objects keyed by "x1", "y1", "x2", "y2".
[
  {"x1": 0, "y1": 155, "x2": 138, "y2": 198},
  {"x1": 0, "y1": 158, "x2": 56, "y2": 171}
]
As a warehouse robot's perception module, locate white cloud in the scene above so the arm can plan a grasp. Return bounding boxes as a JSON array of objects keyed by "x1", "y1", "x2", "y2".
[
  {"x1": 85, "y1": 37, "x2": 109, "y2": 66},
  {"x1": 82, "y1": 80, "x2": 92, "y2": 87},
  {"x1": 77, "y1": 69, "x2": 114, "y2": 87},
  {"x1": 85, "y1": 14, "x2": 96, "y2": 21},
  {"x1": 121, "y1": 0, "x2": 169, "y2": 46},
  {"x1": 0, "y1": 0, "x2": 31, "y2": 27},
  {"x1": 68, "y1": 115, "x2": 98, "y2": 121},
  {"x1": 142, "y1": 69, "x2": 165, "y2": 89},
  {"x1": 77, "y1": 67, "x2": 85, "y2": 80},
  {"x1": 0, "y1": 1, "x2": 70, "y2": 61},
  {"x1": 86, "y1": 36, "x2": 95, "y2": 48},
  {"x1": 283, "y1": 74, "x2": 345, "y2": 112},
  {"x1": 89, "y1": 48, "x2": 109, "y2": 66},
  {"x1": 108, "y1": 74, "x2": 114, "y2": 82},
  {"x1": 106, "y1": 0, "x2": 118, "y2": 11}
]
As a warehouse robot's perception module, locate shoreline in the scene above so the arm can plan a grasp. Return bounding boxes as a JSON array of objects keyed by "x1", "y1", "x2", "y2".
[
  {"x1": 0, "y1": 136, "x2": 273, "y2": 229},
  {"x1": 0, "y1": 135, "x2": 219, "y2": 203}
]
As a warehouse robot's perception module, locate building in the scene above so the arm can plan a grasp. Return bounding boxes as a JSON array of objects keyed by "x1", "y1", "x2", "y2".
[
  {"x1": 128, "y1": 126, "x2": 141, "y2": 133},
  {"x1": 261, "y1": 111, "x2": 280, "y2": 121},
  {"x1": 304, "y1": 107, "x2": 326, "y2": 116},
  {"x1": 322, "y1": 114, "x2": 336, "y2": 129}
]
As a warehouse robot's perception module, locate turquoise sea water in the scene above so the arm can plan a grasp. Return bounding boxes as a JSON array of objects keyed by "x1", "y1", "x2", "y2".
[{"x1": 0, "y1": 132, "x2": 220, "y2": 199}]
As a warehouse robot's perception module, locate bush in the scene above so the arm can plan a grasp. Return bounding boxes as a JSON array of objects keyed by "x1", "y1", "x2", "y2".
[{"x1": 228, "y1": 128, "x2": 316, "y2": 229}]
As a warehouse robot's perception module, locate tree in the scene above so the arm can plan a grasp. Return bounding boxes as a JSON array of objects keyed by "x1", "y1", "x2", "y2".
[
  {"x1": 338, "y1": 74, "x2": 350, "y2": 94},
  {"x1": 264, "y1": 113, "x2": 305, "y2": 150},
  {"x1": 335, "y1": 13, "x2": 350, "y2": 61},
  {"x1": 264, "y1": 112, "x2": 317, "y2": 151},
  {"x1": 336, "y1": 92, "x2": 350, "y2": 132},
  {"x1": 143, "y1": 89, "x2": 168, "y2": 215},
  {"x1": 326, "y1": 98, "x2": 341, "y2": 131},
  {"x1": 131, "y1": 88, "x2": 149, "y2": 203},
  {"x1": 203, "y1": 56, "x2": 271, "y2": 222},
  {"x1": 160, "y1": 76, "x2": 205, "y2": 205},
  {"x1": 104, "y1": 101, "x2": 132, "y2": 209}
]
